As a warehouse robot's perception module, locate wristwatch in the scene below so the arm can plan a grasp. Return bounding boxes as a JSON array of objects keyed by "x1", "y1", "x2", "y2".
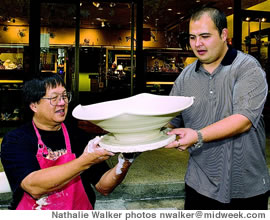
[{"x1": 194, "y1": 130, "x2": 203, "y2": 149}]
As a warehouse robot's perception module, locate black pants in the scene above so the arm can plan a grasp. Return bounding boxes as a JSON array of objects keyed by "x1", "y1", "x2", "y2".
[{"x1": 184, "y1": 184, "x2": 269, "y2": 210}]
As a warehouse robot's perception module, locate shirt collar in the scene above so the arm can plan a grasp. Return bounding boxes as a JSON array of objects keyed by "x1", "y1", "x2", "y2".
[{"x1": 195, "y1": 46, "x2": 237, "y2": 72}]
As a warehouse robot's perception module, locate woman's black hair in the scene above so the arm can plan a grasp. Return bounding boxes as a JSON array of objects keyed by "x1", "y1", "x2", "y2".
[{"x1": 22, "y1": 72, "x2": 66, "y2": 119}]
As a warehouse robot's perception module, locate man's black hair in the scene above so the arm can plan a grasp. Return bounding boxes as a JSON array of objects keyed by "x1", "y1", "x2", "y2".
[{"x1": 190, "y1": 7, "x2": 227, "y2": 35}]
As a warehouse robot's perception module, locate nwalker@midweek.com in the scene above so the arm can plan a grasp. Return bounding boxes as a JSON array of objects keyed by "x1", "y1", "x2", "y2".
[{"x1": 50, "y1": 210, "x2": 267, "y2": 220}]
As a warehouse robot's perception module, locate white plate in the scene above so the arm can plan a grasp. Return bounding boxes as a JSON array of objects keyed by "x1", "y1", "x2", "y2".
[
  {"x1": 72, "y1": 93, "x2": 193, "y2": 145},
  {"x1": 99, "y1": 129, "x2": 176, "y2": 153},
  {"x1": 0, "y1": 172, "x2": 11, "y2": 193}
]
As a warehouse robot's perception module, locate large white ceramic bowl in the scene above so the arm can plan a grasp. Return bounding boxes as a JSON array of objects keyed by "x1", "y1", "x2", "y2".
[
  {"x1": 72, "y1": 93, "x2": 194, "y2": 152},
  {"x1": 0, "y1": 172, "x2": 11, "y2": 193}
]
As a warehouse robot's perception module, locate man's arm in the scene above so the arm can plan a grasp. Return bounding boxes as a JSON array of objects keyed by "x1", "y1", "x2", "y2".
[
  {"x1": 166, "y1": 114, "x2": 252, "y2": 150},
  {"x1": 199, "y1": 114, "x2": 251, "y2": 142}
]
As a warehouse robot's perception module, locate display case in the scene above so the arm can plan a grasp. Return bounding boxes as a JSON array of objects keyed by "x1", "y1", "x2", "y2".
[
  {"x1": 144, "y1": 49, "x2": 196, "y2": 95},
  {"x1": 0, "y1": 48, "x2": 24, "y2": 71},
  {"x1": 0, "y1": 47, "x2": 26, "y2": 134},
  {"x1": 0, "y1": 80, "x2": 24, "y2": 135},
  {"x1": 0, "y1": 47, "x2": 25, "y2": 80}
]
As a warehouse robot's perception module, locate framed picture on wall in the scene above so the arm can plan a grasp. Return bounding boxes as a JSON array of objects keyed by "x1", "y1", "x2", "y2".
[
  {"x1": 115, "y1": 54, "x2": 136, "y2": 72},
  {"x1": 40, "y1": 53, "x2": 57, "y2": 73}
]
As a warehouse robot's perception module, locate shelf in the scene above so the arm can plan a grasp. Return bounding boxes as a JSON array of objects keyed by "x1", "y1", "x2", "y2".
[
  {"x1": 146, "y1": 71, "x2": 180, "y2": 82},
  {"x1": 144, "y1": 49, "x2": 195, "y2": 57},
  {"x1": 0, "y1": 80, "x2": 24, "y2": 83},
  {"x1": 0, "y1": 70, "x2": 25, "y2": 80},
  {"x1": 0, "y1": 89, "x2": 22, "y2": 91},
  {"x1": 144, "y1": 49, "x2": 194, "y2": 83},
  {"x1": 146, "y1": 81, "x2": 174, "y2": 85}
]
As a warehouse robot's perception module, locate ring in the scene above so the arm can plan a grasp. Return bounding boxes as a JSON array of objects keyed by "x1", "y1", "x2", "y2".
[{"x1": 177, "y1": 140, "x2": 181, "y2": 147}]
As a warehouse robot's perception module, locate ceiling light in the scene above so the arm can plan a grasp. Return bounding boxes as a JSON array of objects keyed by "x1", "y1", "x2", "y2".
[
  {"x1": 177, "y1": 12, "x2": 181, "y2": 15},
  {"x1": 80, "y1": 3, "x2": 82, "y2": 6},
  {"x1": 227, "y1": 6, "x2": 233, "y2": 10},
  {"x1": 262, "y1": 18, "x2": 266, "y2": 22},
  {"x1": 110, "y1": 2, "x2": 116, "y2": 8},
  {"x1": 245, "y1": 17, "x2": 251, "y2": 21},
  {"x1": 196, "y1": 0, "x2": 200, "y2": 2},
  {"x1": 168, "y1": 8, "x2": 172, "y2": 11},
  {"x1": 101, "y1": 21, "x2": 105, "y2": 27},
  {"x1": 93, "y1": 2, "x2": 100, "y2": 8}
]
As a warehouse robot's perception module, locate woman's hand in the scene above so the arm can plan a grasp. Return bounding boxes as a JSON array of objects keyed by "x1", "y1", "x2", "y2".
[{"x1": 81, "y1": 136, "x2": 115, "y2": 166}]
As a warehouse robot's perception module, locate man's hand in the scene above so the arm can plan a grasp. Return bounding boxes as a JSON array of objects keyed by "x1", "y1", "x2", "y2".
[{"x1": 165, "y1": 128, "x2": 198, "y2": 151}]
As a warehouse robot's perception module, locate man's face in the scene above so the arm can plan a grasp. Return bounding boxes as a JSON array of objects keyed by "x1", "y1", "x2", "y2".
[
  {"x1": 33, "y1": 85, "x2": 68, "y2": 127},
  {"x1": 189, "y1": 13, "x2": 228, "y2": 69}
]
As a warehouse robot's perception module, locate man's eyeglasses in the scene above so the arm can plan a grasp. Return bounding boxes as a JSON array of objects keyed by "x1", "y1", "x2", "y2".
[{"x1": 41, "y1": 92, "x2": 72, "y2": 106}]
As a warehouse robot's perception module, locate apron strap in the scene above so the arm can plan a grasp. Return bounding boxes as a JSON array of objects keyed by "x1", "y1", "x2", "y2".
[
  {"x1": 61, "y1": 123, "x2": 72, "y2": 154},
  {"x1": 32, "y1": 121, "x2": 72, "y2": 155},
  {"x1": 32, "y1": 121, "x2": 48, "y2": 156}
]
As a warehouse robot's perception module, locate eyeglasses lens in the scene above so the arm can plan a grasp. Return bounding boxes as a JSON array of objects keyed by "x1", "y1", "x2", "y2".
[{"x1": 50, "y1": 93, "x2": 72, "y2": 106}]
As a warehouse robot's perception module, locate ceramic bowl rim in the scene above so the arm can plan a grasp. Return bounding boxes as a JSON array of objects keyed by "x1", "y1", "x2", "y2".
[{"x1": 72, "y1": 93, "x2": 194, "y2": 121}]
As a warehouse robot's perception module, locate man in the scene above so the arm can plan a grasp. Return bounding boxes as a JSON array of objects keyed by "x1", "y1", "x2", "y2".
[
  {"x1": 165, "y1": 7, "x2": 270, "y2": 210},
  {"x1": 1, "y1": 72, "x2": 135, "y2": 210}
]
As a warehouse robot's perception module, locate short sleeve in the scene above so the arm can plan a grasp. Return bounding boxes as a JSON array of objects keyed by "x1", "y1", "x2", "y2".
[
  {"x1": 1, "y1": 128, "x2": 40, "y2": 194},
  {"x1": 169, "y1": 114, "x2": 184, "y2": 128},
  {"x1": 233, "y1": 66, "x2": 268, "y2": 127},
  {"x1": 169, "y1": 73, "x2": 185, "y2": 128}
]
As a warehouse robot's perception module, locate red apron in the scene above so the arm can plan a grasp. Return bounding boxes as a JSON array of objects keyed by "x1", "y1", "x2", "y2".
[{"x1": 16, "y1": 122, "x2": 93, "y2": 210}]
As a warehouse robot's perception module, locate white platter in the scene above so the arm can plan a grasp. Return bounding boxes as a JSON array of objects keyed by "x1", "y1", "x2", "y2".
[
  {"x1": 99, "y1": 128, "x2": 176, "y2": 153},
  {"x1": 72, "y1": 93, "x2": 194, "y2": 152},
  {"x1": 0, "y1": 172, "x2": 11, "y2": 193}
]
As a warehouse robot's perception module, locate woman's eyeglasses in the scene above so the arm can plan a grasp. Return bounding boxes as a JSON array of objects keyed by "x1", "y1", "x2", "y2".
[{"x1": 41, "y1": 92, "x2": 72, "y2": 106}]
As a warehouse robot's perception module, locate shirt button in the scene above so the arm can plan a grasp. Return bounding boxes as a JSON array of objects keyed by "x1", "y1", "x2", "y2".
[
  {"x1": 210, "y1": 90, "x2": 213, "y2": 94},
  {"x1": 209, "y1": 76, "x2": 212, "y2": 80}
]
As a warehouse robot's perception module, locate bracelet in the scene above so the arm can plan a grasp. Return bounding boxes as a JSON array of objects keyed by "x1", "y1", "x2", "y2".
[{"x1": 194, "y1": 130, "x2": 203, "y2": 149}]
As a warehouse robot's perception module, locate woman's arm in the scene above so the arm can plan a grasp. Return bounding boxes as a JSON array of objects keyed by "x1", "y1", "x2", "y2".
[
  {"x1": 95, "y1": 154, "x2": 134, "y2": 195},
  {"x1": 21, "y1": 143, "x2": 114, "y2": 199}
]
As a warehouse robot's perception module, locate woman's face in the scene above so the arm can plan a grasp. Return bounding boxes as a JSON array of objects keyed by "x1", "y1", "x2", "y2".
[{"x1": 32, "y1": 85, "x2": 68, "y2": 129}]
